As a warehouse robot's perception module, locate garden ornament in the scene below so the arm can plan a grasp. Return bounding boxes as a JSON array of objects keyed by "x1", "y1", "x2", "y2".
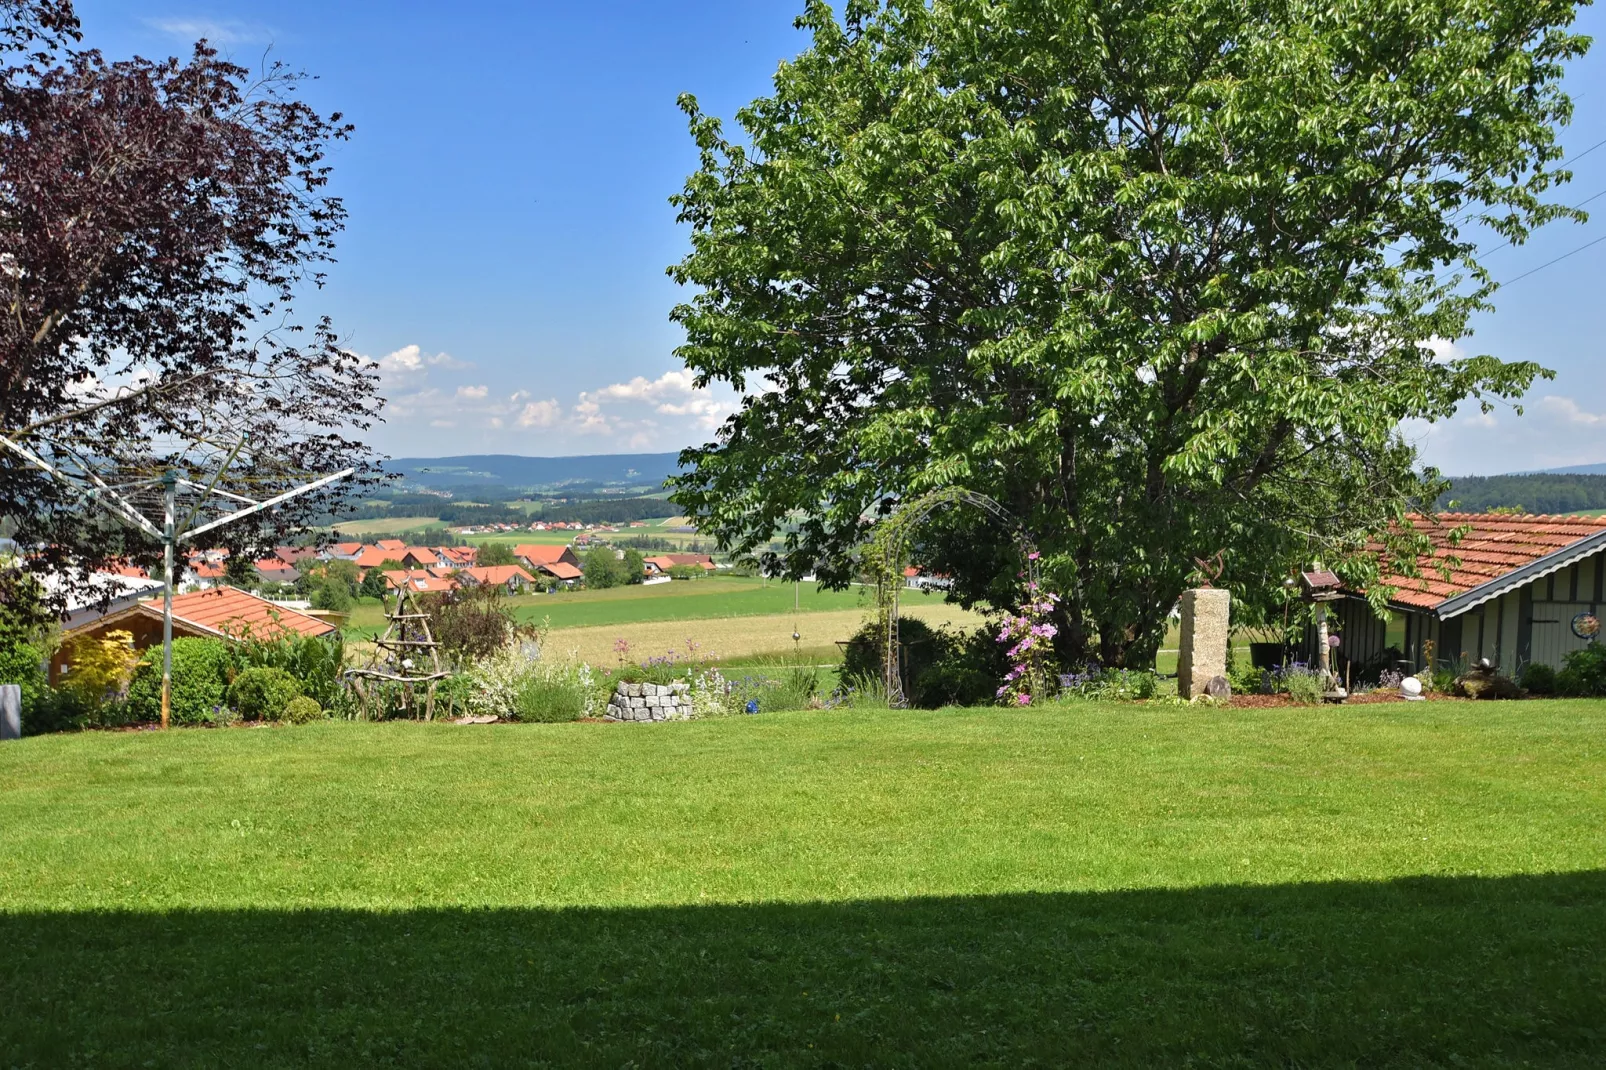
[{"x1": 1401, "y1": 676, "x2": 1425, "y2": 701}]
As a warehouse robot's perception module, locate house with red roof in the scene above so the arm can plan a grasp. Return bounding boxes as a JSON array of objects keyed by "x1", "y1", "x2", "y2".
[
  {"x1": 254, "y1": 558, "x2": 300, "y2": 585},
  {"x1": 529, "y1": 560, "x2": 583, "y2": 588},
  {"x1": 353, "y1": 545, "x2": 395, "y2": 570},
  {"x1": 642, "y1": 553, "x2": 716, "y2": 576},
  {"x1": 381, "y1": 570, "x2": 456, "y2": 595},
  {"x1": 401, "y1": 546, "x2": 445, "y2": 569},
  {"x1": 514, "y1": 543, "x2": 581, "y2": 570},
  {"x1": 375, "y1": 539, "x2": 406, "y2": 553},
  {"x1": 456, "y1": 565, "x2": 537, "y2": 593},
  {"x1": 1315, "y1": 512, "x2": 1606, "y2": 676}
]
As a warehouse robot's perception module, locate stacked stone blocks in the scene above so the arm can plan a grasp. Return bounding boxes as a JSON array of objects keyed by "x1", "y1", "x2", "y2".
[{"x1": 605, "y1": 680, "x2": 693, "y2": 722}]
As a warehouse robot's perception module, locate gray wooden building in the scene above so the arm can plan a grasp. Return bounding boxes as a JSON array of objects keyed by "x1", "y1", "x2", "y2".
[{"x1": 1313, "y1": 513, "x2": 1606, "y2": 675}]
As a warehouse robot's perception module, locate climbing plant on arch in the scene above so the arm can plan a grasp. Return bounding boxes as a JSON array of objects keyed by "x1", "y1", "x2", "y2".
[{"x1": 870, "y1": 488, "x2": 1040, "y2": 707}]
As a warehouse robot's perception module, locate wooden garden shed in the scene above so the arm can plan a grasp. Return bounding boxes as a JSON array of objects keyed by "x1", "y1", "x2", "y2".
[{"x1": 1314, "y1": 513, "x2": 1606, "y2": 676}]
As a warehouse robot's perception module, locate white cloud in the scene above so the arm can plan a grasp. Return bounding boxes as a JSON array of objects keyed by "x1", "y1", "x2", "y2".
[
  {"x1": 355, "y1": 342, "x2": 740, "y2": 454},
  {"x1": 1408, "y1": 392, "x2": 1606, "y2": 474},
  {"x1": 1421, "y1": 337, "x2": 1466, "y2": 363},
  {"x1": 142, "y1": 17, "x2": 275, "y2": 45},
  {"x1": 1540, "y1": 395, "x2": 1606, "y2": 425},
  {"x1": 516, "y1": 399, "x2": 562, "y2": 428}
]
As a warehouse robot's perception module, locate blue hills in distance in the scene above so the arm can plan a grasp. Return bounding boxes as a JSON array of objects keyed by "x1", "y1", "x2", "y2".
[{"x1": 383, "y1": 453, "x2": 683, "y2": 491}]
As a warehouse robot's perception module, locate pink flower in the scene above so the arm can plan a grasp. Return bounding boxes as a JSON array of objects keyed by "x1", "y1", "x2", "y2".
[
  {"x1": 1028, "y1": 551, "x2": 1041, "y2": 561},
  {"x1": 1016, "y1": 693, "x2": 1032, "y2": 706}
]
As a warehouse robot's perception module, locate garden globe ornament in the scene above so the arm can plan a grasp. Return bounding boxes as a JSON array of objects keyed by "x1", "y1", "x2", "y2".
[{"x1": 1401, "y1": 676, "x2": 1425, "y2": 701}]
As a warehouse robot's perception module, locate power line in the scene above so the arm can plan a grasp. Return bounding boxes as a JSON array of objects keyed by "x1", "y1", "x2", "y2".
[
  {"x1": 1499, "y1": 232, "x2": 1606, "y2": 286},
  {"x1": 1484, "y1": 186, "x2": 1606, "y2": 255}
]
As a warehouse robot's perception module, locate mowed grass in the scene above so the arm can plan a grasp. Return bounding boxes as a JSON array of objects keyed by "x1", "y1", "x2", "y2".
[{"x1": 2, "y1": 702, "x2": 1604, "y2": 1065}]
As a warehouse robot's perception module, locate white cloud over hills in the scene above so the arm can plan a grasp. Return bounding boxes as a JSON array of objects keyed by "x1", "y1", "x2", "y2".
[{"x1": 365, "y1": 344, "x2": 738, "y2": 454}]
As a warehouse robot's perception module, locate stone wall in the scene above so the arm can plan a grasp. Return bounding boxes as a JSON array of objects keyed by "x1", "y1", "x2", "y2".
[{"x1": 604, "y1": 680, "x2": 692, "y2": 722}]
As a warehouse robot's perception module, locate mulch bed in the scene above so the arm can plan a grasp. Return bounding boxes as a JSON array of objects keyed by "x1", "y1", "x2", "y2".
[{"x1": 1226, "y1": 691, "x2": 1474, "y2": 707}]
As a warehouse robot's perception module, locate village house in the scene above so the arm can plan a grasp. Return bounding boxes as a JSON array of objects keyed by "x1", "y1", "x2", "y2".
[
  {"x1": 642, "y1": 553, "x2": 716, "y2": 576},
  {"x1": 514, "y1": 543, "x2": 582, "y2": 571},
  {"x1": 456, "y1": 565, "x2": 537, "y2": 593},
  {"x1": 253, "y1": 558, "x2": 300, "y2": 586},
  {"x1": 1313, "y1": 513, "x2": 1606, "y2": 676},
  {"x1": 529, "y1": 560, "x2": 583, "y2": 588}
]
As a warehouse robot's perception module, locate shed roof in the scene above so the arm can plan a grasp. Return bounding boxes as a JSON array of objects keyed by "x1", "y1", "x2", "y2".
[
  {"x1": 1375, "y1": 513, "x2": 1606, "y2": 616},
  {"x1": 140, "y1": 586, "x2": 336, "y2": 639}
]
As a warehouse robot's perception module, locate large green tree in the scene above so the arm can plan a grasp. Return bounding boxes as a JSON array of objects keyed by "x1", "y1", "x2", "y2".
[{"x1": 668, "y1": 0, "x2": 1587, "y2": 666}]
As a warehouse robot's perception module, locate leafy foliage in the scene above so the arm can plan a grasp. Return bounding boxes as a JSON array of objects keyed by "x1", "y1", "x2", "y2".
[
  {"x1": 420, "y1": 585, "x2": 523, "y2": 667},
  {"x1": 124, "y1": 638, "x2": 232, "y2": 726},
  {"x1": 281, "y1": 695, "x2": 324, "y2": 725},
  {"x1": 55, "y1": 629, "x2": 137, "y2": 709},
  {"x1": 668, "y1": 0, "x2": 1585, "y2": 667},
  {"x1": 226, "y1": 666, "x2": 303, "y2": 721},
  {"x1": 476, "y1": 542, "x2": 518, "y2": 568},
  {"x1": 0, "y1": 2, "x2": 381, "y2": 600},
  {"x1": 582, "y1": 546, "x2": 645, "y2": 588},
  {"x1": 1556, "y1": 643, "x2": 1606, "y2": 697}
]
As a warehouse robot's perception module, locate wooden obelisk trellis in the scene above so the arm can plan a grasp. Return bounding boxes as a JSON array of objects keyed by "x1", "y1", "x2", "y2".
[{"x1": 346, "y1": 584, "x2": 451, "y2": 719}]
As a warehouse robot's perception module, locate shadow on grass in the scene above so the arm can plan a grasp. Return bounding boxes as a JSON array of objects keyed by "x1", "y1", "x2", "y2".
[{"x1": 4, "y1": 872, "x2": 1603, "y2": 1066}]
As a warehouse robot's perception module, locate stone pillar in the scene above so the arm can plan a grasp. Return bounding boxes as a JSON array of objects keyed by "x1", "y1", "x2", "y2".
[
  {"x1": 1, "y1": 684, "x2": 19, "y2": 741},
  {"x1": 1177, "y1": 588, "x2": 1231, "y2": 700}
]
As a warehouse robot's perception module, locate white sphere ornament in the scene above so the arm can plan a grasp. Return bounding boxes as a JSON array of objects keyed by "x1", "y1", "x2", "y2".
[{"x1": 1401, "y1": 676, "x2": 1424, "y2": 700}]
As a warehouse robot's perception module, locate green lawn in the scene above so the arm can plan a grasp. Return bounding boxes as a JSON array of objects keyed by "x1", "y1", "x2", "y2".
[{"x1": 2, "y1": 702, "x2": 1603, "y2": 1065}]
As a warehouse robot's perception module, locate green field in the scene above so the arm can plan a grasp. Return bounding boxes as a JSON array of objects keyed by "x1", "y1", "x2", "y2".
[
  {"x1": 348, "y1": 575, "x2": 908, "y2": 636},
  {"x1": 329, "y1": 515, "x2": 444, "y2": 535},
  {"x1": 1, "y1": 702, "x2": 1602, "y2": 1064}
]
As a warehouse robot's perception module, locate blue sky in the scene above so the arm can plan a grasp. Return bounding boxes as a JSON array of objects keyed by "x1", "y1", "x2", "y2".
[{"x1": 76, "y1": 1, "x2": 1606, "y2": 474}]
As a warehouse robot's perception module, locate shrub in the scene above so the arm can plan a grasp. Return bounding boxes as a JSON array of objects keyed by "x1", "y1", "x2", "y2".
[
  {"x1": 1279, "y1": 664, "x2": 1326, "y2": 706},
  {"x1": 0, "y1": 637, "x2": 52, "y2": 731},
  {"x1": 239, "y1": 633, "x2": 350, "y2": 717},
  {"x1": 841, "y1": 618, "x2": 1006, "y2": 708},
  {"x1": 1556, "y1": 643, "x2": 1606, "y2": 697},
  {"x1": 125, "y1": 639, "x2": 235, "y2": 725},
  {"x1": 311, "y1": 579, "x2": 353, "y2": 612},
  {"x1": 282, "y1": 696, "x2": 324, "y2": 725},
  {"x1": 1519, "y1": 662, "x2": 1557, "y2": 696},
  {"x1": 227, "y1": 666, "x2": 303, "y2": 721},
  {"x1": 1057, "y1": 667, "x2": 1160, "y2": 703},
  {"x1": 421, "y1": 586, "x2": 522, "y2": 667},
  {"x1": 464, "y1": 644, "x2": 593, "y2": 722},
  {"x1": 56, "y1": 629, "x2": 139, "y2": 710}
]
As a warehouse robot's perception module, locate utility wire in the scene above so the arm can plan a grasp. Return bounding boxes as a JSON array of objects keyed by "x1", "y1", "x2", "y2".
[
  {"x1": 1499, "y1": 232, "x2": 1606, "y2": 286},
  {"x1": 1483, "y1": 186, "x2": 1606, "y2": 255}
]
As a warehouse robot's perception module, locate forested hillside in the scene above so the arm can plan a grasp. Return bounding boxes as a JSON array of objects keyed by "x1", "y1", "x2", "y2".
[{"x1": 1438, "y1": 474, "x2": 1606, "y2": 515}]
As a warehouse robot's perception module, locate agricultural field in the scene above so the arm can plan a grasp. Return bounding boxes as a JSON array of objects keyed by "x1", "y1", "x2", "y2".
[
  {"x1": 2, "y1": 701, "x2": 1602, "y2": 1064},
  {"x1": 328, "y1": 516, "x2": 444, "y2": 536},
  {"x1": 347, "y1": 576, "x2": 980, "y2": 665}
]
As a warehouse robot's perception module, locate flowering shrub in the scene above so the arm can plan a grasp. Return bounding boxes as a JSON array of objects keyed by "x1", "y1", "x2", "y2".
[
  {"x1": 464, "y1": 644, "x2": 594, "y2": 722},
  {"x1": 995, "y1": 569, "x2": 1059, "y2": 706},
  {"x1": 1057, "y1": 666, "x2": 1159, "y2": 702}
]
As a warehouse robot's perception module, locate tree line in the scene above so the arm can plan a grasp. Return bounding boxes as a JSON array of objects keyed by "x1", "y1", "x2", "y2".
[{"x1": 1438, "y1": 475, "x2": 1606, "y2": 516}]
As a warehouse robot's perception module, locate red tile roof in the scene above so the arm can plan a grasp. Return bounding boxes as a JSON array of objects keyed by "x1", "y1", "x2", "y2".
[
  {"x1": 514, "y1": 543, "x2": 570, "y2": 564},
  {"x1": 1375, "y1": 513, "x2": 1606, "y2": 610},
  {"x1": 353, "y1": 546, "x2": 394, "y2": 569},
  {"x1": 143, "y1": 586, "x2": 336, "y2": 639},
  {"x1": 459, "y1": 565, "x2": 535, "y2": 586},
  {"x1": 331, "y1": 542, "x2": 364, "y2": 556},
  {"x1": 533, "y1": 560, "x2": 582, "y2": 581},
  {"x1": 375, "y1": 539, "x2": 406, "y2": 551}
]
